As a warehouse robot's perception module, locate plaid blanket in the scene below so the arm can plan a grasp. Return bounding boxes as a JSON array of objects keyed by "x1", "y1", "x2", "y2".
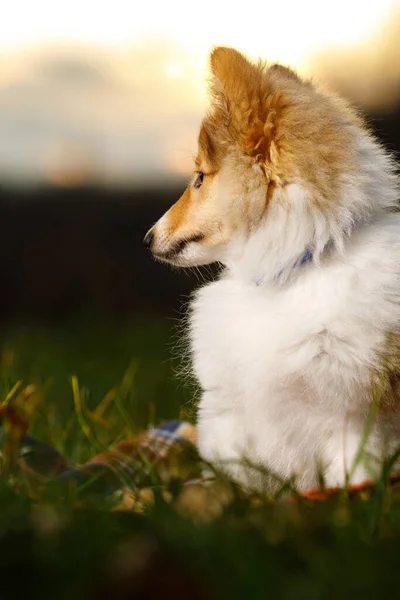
[{"x1": 1, "y1": 404, "x2": 400, "y2": 518}]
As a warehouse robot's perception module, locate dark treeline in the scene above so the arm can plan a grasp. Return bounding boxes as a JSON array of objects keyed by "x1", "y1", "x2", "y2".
[
  {"x1": 0, "y1": 105, "x2": 399, "y2": 324},
  {"x1": 0, "y1": 184, "x2": 203, "y2": 323}
]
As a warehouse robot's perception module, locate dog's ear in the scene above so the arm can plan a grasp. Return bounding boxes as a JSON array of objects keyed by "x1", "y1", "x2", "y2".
[
  {"x1": 210, "y1": 47, "x2": 256, "y2": 91},
  {"x1": 208, "y1": 47, "x2": 284, "y2": 167},
  {"x1": 269, "y1": 63, "x2": 302, "y2": 83},
  {"x1": 209, "y1": 47, "x2": 260, "y2": 124}
]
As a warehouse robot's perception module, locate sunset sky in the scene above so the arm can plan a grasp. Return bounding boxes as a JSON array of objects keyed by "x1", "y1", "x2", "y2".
[{"x1": 0, "y1": 0, "x2": 398, "y2": 187}]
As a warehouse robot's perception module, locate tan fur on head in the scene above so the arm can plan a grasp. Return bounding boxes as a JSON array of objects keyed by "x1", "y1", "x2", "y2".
[{"x1": 205, "y1": 46, "x2": 364, "y2": 199}]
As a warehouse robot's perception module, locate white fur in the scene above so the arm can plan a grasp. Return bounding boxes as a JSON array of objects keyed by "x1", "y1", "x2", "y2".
[{"x1": 189, "y1": 133, "x2": 400, "y2": 491}]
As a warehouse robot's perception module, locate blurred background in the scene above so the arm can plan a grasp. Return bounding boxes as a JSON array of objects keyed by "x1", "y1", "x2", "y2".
[
  {"x1": 0, "y1": 0, "x2": 399, "y2": 428},
  {"x1": 1, "y1": 0, "x2": 399, "y2": 322}
]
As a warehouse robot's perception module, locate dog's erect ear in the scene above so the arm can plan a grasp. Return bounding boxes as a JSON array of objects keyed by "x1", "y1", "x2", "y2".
[
  {"x1": 210, "y1": 47, "x2": 256, "y2": 89},
  {"x1": 208, "y1": 47, "x2": 276, "y2": 164},
  {"x1": 209, "y1": 47, "x2": 260, "y2": 122},
  {"x1": 269, "y1": 63, "x2": 302, "y2": 83}
]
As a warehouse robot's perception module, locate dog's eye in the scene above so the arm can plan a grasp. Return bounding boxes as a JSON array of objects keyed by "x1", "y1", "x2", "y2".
[{"x1": 194, "y1": 172, "x2": 204, "y2": 189}]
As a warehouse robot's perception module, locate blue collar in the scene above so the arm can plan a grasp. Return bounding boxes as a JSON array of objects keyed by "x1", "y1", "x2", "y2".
[
  {"x1": 297, "y1": 248, "x2": 313, "y2": 266},
  {"x1": 277, "y1": 247, "x2": 314, "y2": 281},
  {"x1": 256, "y1": 217, "x2": 358, "y2": 287},
  {"x1": 254, "y1": 247, "x2": 313, "y2": 287},
  {"x1": 294, "y1": 218, "x2": 356, "y2": 270}
]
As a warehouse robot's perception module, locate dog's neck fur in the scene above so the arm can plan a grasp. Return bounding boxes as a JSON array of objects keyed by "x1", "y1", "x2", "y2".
[{"x1": 226, "y1": 134, "x2": 399, "y2": 287}]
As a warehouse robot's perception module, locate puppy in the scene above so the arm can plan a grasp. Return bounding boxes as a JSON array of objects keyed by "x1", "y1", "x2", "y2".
[{"x1": 145, "y1": 47, "x2": 400, "y2": 491}]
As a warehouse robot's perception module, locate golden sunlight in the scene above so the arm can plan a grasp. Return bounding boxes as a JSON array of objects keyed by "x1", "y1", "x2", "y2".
[
  {"x1": 1, "y1": 0, "x2": 397, "y2": 70},
  {"x1": 0, "y1": 0, "x2": 398, "y2": 185}
]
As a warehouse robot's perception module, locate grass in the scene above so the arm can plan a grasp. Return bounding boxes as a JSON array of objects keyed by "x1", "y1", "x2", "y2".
[
  {"x1": 1, "y1": 319, "x2": 400, "y2": 599},
  {"x1": 0, "y1": 319, "x2": 193, "y2": 460}
]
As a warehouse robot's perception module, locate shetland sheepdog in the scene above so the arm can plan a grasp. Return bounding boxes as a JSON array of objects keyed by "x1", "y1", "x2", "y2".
[{"x1": 144, "y1": 47, "x2": 400, "y2": 491}]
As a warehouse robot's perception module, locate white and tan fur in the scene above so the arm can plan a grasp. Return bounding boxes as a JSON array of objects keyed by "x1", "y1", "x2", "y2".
[{"x1": 144, "y1": 47, "x2": 400, "y2": 491}]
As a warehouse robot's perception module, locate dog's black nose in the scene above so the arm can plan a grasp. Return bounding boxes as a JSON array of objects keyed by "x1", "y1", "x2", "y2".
[{"x1": 143, "y1": 230, "x2": 154, "y2": 249}]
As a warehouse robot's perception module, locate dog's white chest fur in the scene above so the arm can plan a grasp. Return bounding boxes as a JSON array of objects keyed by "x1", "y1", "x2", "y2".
[{"x1": 190, "y1": 217, "x2": 400, "y2": 491}]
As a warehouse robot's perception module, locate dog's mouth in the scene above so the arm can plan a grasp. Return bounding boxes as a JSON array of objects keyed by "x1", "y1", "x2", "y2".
[{"x1": 153, "y1": 233, "x2": 205, "y2": 262}]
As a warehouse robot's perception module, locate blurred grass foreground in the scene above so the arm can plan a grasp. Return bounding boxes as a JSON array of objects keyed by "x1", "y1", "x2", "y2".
[{"x1": 1, "y1": 320, "x2": 400, "y2": 599}]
